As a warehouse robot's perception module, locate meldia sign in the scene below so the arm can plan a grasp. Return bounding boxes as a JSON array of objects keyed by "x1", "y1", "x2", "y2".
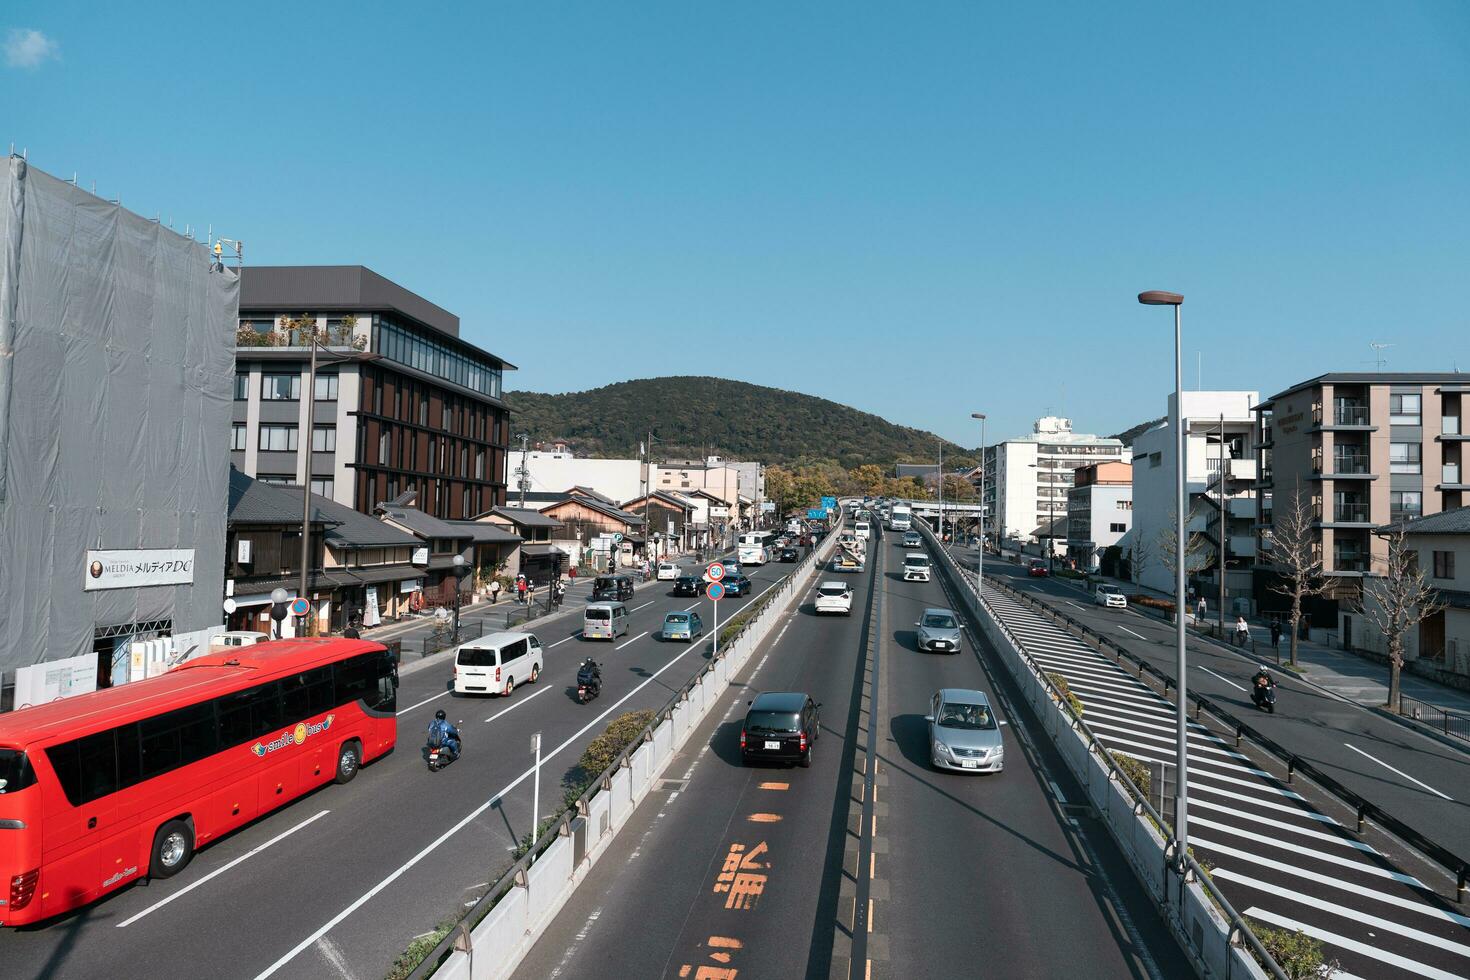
[{"x1": 85, "y1": 549, "x2": 196, "y2": 591}]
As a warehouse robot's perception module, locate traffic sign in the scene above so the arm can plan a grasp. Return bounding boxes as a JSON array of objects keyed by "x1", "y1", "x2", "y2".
[
  {"x1": 613, "y1": 532, "x2": 624, "y2": 543},
  {"x1": 808, "y1": 508, "x2": 827, "y2": 520},
  {"x1": 706, "y1": 562, "x2": 726, "y2": 581},
  {"x1": 706, "y1": 581, "x2": 725, "y2": 601},
  {"x1": 821, "y1": 496, "x2": 836, "y2": 510},
  {"x1": 290, "y1": 597, "x2": 309, "y2": 617}
]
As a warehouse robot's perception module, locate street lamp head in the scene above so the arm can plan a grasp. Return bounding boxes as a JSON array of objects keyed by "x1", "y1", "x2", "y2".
[
  {"x1": 453, "y1": 554, "x2": 465, "y2": 568},
  {"x1": 270, "y1": 588, "x2": 288, "y2": 604},
  {"x1": 971, "y1": 412, "x2": 986, "y2": 420},
  {"x1": 1138, "y1": 290, "x2": 1184, "y2": 306}
]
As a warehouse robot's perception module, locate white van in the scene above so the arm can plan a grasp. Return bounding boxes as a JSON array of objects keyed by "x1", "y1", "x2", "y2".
[
  {"x1": 854, "y1": 520, "x2": 871, "y2": 541},
  {"x1": 454, "y1": 631, "x2": 544, "y2": 696},
  {"x1": 903, "y1": 553, "x2": 931, "y2": 582},
  {"x1": 209, "y1": 630, "x2": 269, "y2": 650},
  {"x1": 583, "y1": 601, "x2": 630, "y2": 640}
]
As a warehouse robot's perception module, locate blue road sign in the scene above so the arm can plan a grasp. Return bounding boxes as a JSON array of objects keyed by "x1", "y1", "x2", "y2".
[
  {"x1": 820, "y1": 496, "x2": 837, "y2": 510},
  {"x1": 706, "y1": 581, "x2": 726, "y2": 601},
  {"x1": 290, "y1": 597, "x2": 310, "y2": 617},
  {"x1": 808, "y1": 508, "x2": 827, "y2": 520}
]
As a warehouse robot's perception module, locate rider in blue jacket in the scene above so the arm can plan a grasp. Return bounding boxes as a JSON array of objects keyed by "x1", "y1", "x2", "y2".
[{"x1": 428, "y1": 709, "x2": 461, "y2": 761}]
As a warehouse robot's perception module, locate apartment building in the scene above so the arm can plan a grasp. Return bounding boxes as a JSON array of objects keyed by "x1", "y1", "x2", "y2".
[
  {"x1": 1254, "y1": 373, "x2": 1469, "y2": 621},
  {"x1": 1131, "y1": 392, "x2": 1259, "y2": 604},
  {"x1": 233, "y1": 266, "x2": 513, "y2": 521},
  {"x1": 983, "y1": 417, "x2": 1125, "y2": 550},
  {"x1": 1066, "y1": 462, "x2": 1133, "y2": 571}
]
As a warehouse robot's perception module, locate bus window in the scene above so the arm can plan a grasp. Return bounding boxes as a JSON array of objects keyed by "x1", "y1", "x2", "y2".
[{"x1": 0, "y1": 747, "x2": 37, "y2": 795}]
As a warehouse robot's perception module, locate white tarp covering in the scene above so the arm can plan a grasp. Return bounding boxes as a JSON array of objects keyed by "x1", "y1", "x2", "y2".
[{"x1": 0, "y1": 157, "x2": 237, "y2": 676}]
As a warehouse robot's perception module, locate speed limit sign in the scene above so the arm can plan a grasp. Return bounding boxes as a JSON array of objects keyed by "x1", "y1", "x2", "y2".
[{"x1": 706, "y1": 562, "x2": 725, "y2": 581}]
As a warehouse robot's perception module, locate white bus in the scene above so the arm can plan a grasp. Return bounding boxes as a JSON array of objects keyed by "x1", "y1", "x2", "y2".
[
  {"x1": 888, "y1": 504, "x2": 912, "y2": 531},
  {"x1": 737, "y1": 531, "x2": 775, "y2": 565}
]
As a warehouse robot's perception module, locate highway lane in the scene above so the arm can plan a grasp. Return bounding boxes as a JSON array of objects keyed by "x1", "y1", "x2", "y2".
[
  {"x1": 5, "y1": 552, "x2": 802, "y2": 980},
  {"x1": 516, "y1": 528, "x2": 1189, "y2": 978},
  {"x1": 965, "y1": 548, "x2": 1470, "y2": 851}
]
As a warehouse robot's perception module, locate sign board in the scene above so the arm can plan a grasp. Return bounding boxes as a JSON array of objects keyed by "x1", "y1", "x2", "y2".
[
  {"x1": 709, "y1": 506, "x2": 729, "y2": 519},
  {"x1": 808, "y1": 508, "x2": 827, "y2": 520},
  {"x1": 706, "y1": 581, "x2": 725, "y2": 601},
  {"x1": 13, "y1": 653, "x2": 99, "y2": 709},
  {"x1": 613, "y1": 532, "x2": 624, "y2": 543},
  {"x1": 237, "y1": 539, "x2": 252, "y2": 564},
  {"x1": 399, "y1": 578, "x2": 423, "y2": 593},
  {"x1": 290, "y1": 597, "x2": 310, "y2": 617},
  {"x1": 821, "y1": 496, "x2": 837, "y2": 510},
  {"x1": 706, "y1": 562, "x2": 726, "y2": 581},
  {"x1": 223, "y1": 597, "x2": 238, "y2": 614},
  {"x1": 761, "y1": 501, "x2": 776, "y2": 512},
  {"x1": 364, "y1": 586, "x2": 381, "y2": 627},
  {"x1": 667, "y1": 518, "x2": 675, "y2": 537},
  {"x1": 84, "y1": 548, "x2": 195, "y2": 591},
  {"x1": 412, "y1": 546, "x2": 429, "y2": 566}
]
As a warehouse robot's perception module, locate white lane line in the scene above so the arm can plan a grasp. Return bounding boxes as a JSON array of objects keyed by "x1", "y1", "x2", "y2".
[
  {"x1": 1199, "y1": 667, "x2": 1246, "y2": 692},
  {"x1": 629, "y1": 600, "x2": 655, "y2": 613},
  {"x1": 1066, "y1": 601, "x2": 1088, "y2": 611},
  {"x1": 1118, "y1": 625, "x2": 1149, "y2": 641},
  {"x1": 255, "y1": 639, "x2": 709, "y2": 979},
  {"x1": 683, "y1": 602, "x2": 702, "y2": 611},
  {"x1": 616, "y1": 631, "x2": 650, "y2": 650},
  {"x1": 548, "y1": 634, "x2": 581, "y2": 648},
  {"x1": 1196, "y1": 836, "x2": 1428, "y2": 891},
  {"x1": 1244, "y1": 908, "x2": 1464, "y2": 980},
  {"x1": 1189, "y1": 817, "x2": 1386, "y2": 874},
  {"x1": 117, "y1": 809, "x2": 331, "y2": 927},
  {"x1": 1225, "y1": 875, "x2": 1470, "y2": 958},
  {"x1": 1189, "y1": 784, "x2": 1342, "y2": 824},
  {"x1": 1188, "y1": 798, "x2": 1377, "y2": 853},
  {"x1": 483, "y1": 684, "x2": 552, "y2": 722},
  {"x1": 397, "y1": 690, "x2": 450, "y2": 716},
  {"x1": 1343, "y1": 742, "x2": 1454, "y2": 801}
]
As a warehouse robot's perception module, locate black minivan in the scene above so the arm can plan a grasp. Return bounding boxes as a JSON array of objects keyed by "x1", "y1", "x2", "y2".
[
  {"x1": 740, "y1": 692, "x2": 821, "y2": 768},
  {"x1": 591, "y1": 574, "x2": 634, "y2": 602}
]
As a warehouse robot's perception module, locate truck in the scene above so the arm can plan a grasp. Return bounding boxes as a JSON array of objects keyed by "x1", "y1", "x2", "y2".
[
  {"x1": 834, "y1": 534, "x2": 866, "y2": 572},
  {"x1": 888, "y1": 504, "x2": 912, "y2": 531}
]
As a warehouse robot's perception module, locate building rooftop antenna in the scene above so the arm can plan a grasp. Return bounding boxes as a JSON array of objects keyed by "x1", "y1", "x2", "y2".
[{"x1": 1364, "y1": 342, "x2": 1393, "y2": 371}]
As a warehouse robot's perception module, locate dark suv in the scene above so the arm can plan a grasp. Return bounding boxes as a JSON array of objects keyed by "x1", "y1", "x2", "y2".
[
  {"x1": 722, "y1": 571, "x2": 753, "y2": 597},
  {"x1": 740, "y1": 692, "x2": 821, "y2": 768},
  {"x1": 592, "y1": 574, "x2": 634, "y2": 602},
  {"x1": 672, "y1": 574, "x2": 702, "y2": 597}
]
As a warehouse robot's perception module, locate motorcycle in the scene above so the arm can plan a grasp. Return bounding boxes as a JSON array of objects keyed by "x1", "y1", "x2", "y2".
[
  {"x1": 577, "y1": 677, "x2": 601, "y2": 704},
  {"x1": 1251, "y1": 684, "x2": 1276, "y2": 713},
  {"x1": 427, "y1": 734, "x2": 461, "y2": 772}
]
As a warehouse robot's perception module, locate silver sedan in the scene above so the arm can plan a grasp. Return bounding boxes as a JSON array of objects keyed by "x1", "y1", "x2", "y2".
[
  {"x1": 915, "y1": 608, "x2": 963, "y2": 653},
  {"x1": 927, "y1": 688, "x2": 1004, "y2": 773}
]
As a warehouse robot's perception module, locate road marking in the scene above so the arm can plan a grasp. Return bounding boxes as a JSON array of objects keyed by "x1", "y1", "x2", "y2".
[
  {"x1": 1066, "y1": 600, "x2": 1088, "y2": 611},
  {"x1": 1343, "y1": 742, "x2": 1453, "y2": 801},
  {"x1": 759, "y1": 782, "x2": 789, "y2": 790},
  {"x1": 630, "y1": 600, "x2": 654, "y2": 613},
  {"x1": 117, "y1": 809, "x2": 331, "y2": 927},
  {"x1": 397, "y1": 690, "x2": 450, "y2": 716},
  {"x1": 483, "y1": 683, "x2": 552, "y2": 722},
  {"x1": 747, "y1": 813, "x2": 782, "y2": 823},
  {"x1": 1199, "y1": 666, "x2": 1246, "y2": 692},
  {"x1": 1197, "y1": 836, "x2": 1429, "y2": 892},
  {"x1": 548, "y1": 634, "x2": 581, "y2": 648},
  {"x1": 616, "y1": 630, "x2": 650, "y2": 649},
  {"x1": 1188, "y1": 798, "x2": 1377, "y2": 853},
  {"x1": 1245, "y1": 907, "x2": 1464, "y2": 980},
  {"x1": 315, "y1": 936, "x2": 354, "y2": 979},
  {"x1": 255, "y1": 640, "x2": 710, "y2": 978},
  {"x1": 1117, "y1": 625, "x2": 1149, "y2": 641}
]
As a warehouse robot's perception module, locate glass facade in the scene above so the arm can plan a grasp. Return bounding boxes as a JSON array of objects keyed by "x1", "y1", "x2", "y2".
[{"x1": 373, "y1": 316, "x2": 503, "y2": 398}]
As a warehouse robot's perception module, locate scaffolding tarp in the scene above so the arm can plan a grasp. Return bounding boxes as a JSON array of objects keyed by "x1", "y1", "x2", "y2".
[{"x1": 0, "y1": 157, "x2": 238, "y2": 675}]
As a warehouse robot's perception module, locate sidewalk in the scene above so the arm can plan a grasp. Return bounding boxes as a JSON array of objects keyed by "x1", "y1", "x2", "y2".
[{"x1": 952, "y1": 542, "x2": 1470, "y2": 719}]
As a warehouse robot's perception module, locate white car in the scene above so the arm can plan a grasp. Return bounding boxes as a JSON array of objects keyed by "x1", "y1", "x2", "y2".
[
  {"x1": 657, "y1": 562, "x2": 680, "y2": 581},
  {"x1": 815, "y1": 581, "x2": 853, "y2": 615},
  {"x1": 1094, "y1": 584, "x2": 1128, "y2": 609},
  {"x1": 902, "y1": 553, "x2": 932, "y2": 582}
]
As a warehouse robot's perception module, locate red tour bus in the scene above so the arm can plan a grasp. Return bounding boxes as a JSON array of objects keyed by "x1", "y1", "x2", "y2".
[{"x1": 0, "y1": 638, "x2": 396, "y2": 925}]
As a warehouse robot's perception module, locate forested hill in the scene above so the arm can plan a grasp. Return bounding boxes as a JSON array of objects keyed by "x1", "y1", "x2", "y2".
[{"x1": 506, "y1": 377, "x2": 974, "y2": 468}]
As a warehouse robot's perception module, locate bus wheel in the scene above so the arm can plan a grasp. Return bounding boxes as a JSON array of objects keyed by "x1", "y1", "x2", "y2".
[
  {"x1": 150, "y1": 820, "x2": 195, "y2": 878},
  {"x1": 335, "y1": 740, "x2": 362, "y2": 784}
]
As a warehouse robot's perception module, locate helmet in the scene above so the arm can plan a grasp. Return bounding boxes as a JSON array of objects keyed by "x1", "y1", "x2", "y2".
[
  {"x1": 1259, "y1": 665, "x2": 1271, "y2": 673},
  {"x1": 435, "y1": 709, "x2": 447, "y2": 720}
]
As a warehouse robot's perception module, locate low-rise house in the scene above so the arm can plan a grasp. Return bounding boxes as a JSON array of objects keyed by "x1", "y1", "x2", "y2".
[
  {"x1": 539, "y1": 489, "x2": 648, "y2": 570},
  {"x1": 476, "y1": 506, "x2": 566, "y2": 584}
]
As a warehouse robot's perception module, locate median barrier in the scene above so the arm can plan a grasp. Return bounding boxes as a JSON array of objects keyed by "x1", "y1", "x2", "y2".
[
  {"x1": 409, "y1": 521, "x2": 846, "y2": 979},
  {"x1": 916, "y1": 520, "x2": 1278, "y2": 980}
]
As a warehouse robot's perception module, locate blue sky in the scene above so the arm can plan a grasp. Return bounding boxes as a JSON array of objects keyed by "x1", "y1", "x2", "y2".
[{"x1": 5, "y1": 2, "x2": 1469, "y2": 449}]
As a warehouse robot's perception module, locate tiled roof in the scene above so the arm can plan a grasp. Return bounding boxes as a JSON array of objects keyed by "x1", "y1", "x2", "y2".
[{"x1": 1391, "y1": 507, "x2": 1470, "y2": 536}]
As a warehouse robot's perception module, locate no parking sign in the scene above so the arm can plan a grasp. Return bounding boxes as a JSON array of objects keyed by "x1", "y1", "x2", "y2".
[{"x1": 706, "y1": 581, "x2": 726, "y2": 601}]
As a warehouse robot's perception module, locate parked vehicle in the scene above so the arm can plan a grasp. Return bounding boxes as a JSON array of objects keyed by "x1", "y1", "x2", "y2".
[
  {"x1": 1094, "y1": 584, "x2": 1127, "y2": 609},
  {"x1": 582, "y1": 602, "x2": 630, "y2": 640},
  {"x1": 454, "y1": 631, "x2": 544, "y2": 696},
  {"x1": 673, "y1": 574, "x2": 702, "y2": 597},
  {"x1": 657, "y1": 562, "x2": 680, "y2": 581},
  {"x1": 915, "y1": 608, "x2": 963, "y2": 653},
  {"x1": 592, "y1": 574, "x2": 635, "y2": 602},
  {"x1": 815, "y1": 581, "x2": 853, "y2": 615},
  {"x1": 927, "y1": 689, "x2": 1004, "y2": 772},
  {"x1": 902, "y1": 553, "x2": 932, "y2": 582},
  {"x1": 660, "y1": 611, "x2": 705, "y2": 642},
  {"x1": 740, "y1": 692, "x2": 821, "y2": 768}
]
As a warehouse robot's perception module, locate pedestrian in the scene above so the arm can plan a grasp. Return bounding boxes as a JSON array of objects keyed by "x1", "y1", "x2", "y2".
[
  {"x1": 342, "y1": 615, "x2": 361, "y2": 640},
  {"x1": 516, "y1": 575, "x2": 527, "y2": 604},
  {"x1": 526, "y1": 581, "x2": 537, "y2": 608},
  {"x1": 1269, "y1": 618, "x2": 1282, "y2": 649},
  {"x1": 1234, "y1": 615, "x2": 1251, "y2": 648},
  {"x1": 1195, "y1": 596, "x2": 1207, "y2": 622},
  {"x1": 569, "y1": 564, "x2": 578, "y2": 582},
  {"x1": 489, "y1": 578, "x2": 502, "y2": 605}
]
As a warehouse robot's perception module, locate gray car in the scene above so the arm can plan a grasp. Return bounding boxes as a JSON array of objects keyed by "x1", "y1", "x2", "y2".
[
  {"x1": 914, "y1": 607, "x2": 962, "y2": 653},
  {"x1": 927, "y1": 688, "x2": 1004, "y2": 773},
  {"x1": 901, "y1": 531, "x2": 922, "y2": 548}
]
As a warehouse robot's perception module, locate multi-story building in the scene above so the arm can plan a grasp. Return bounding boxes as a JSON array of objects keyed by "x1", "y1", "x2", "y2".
[
  {"x1": 656, "y1": 456, "x2": 752, "y2": 527},
  {"x1": 519, "y1": 450, "x2": 644, "y2": 504},
  {"x1": 1131, "y1": 392, "x2": 1259, "y2": 604},
  {"x1": 984, "y1": 417, "x2": 1126, "y2": 551},
  {"x1": 1066, "y1": 462, "x2": 1133, "y2": 572},
  {"x1": 1254, "y1": 373, "x2": 1469, "y2": 623},
  {"x1": 233, "y1": 266, "x2": 513, "y2": 521},
  {"x1": 0, "y1": 159, "x2": 237, "y2": 698}
]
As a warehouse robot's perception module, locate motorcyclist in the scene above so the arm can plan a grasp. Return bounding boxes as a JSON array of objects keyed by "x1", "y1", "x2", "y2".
[
  {"x1": 1251, "y1": 666, "x2": 1275, "y2": 704},
  {"x1": 577, "y1": 658, "x2": 602, "y2": 696},
  {"x1": 428, "y1": 709, "x2": 461, "y2": 761}
]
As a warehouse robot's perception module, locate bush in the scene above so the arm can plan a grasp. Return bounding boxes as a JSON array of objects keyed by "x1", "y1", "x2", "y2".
[
  {"x1": 386, "y1": 917, "x2": 457, "y2": 980},
  {"x1": 511, "y1": 816, "x2": 563, "y2": 860},
  {"x1": 577, "y1": 709, "x2": 656, "y2": 777},
  {"x1": 1046, "y1": 672, "x2": 1084, "y2": 717},
  {"x1": 1247, "y1": 921, "x2": 1336, "y2": 980},
  {"x1": 1055, "y1": 568, "x2": 1085, "y2": 580},
  {"x1": 1131, "y1": 594, "x2": 1176, "y2": 614},
  {"x1": 1109, "y1": 750, "x2": 1150, "y2": 799}
]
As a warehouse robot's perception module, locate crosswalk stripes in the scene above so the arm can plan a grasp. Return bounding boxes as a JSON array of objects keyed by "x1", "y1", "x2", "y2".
[{"x1": 982, "y1": 584, "x2": 1470, "y2": 979}]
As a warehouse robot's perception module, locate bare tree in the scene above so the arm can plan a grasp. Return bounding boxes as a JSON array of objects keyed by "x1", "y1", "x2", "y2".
[
  {"x1": 1128, "y1": 528, "x2": 1154, "y2": 585},
  {"x1": 1357, "y1": 528, "x2": 1442, "y2": 713},
  {"x1": 1158, "y1": 506, "x2": 1215, "y2": 580},
  {"x1": 1269, "y1": 487, "x2": 1327, "y2": 667}
]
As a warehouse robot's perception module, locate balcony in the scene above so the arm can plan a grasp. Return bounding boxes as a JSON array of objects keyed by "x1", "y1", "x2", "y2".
[
  {"x1": 1439, "y1": 417, "x2": 1468, "y2": 441},
  {"x1": 1313, "y1": 453, "x2": 1374, "y2": 480},
  {"x1": 1332, "y1": 554, "x2": 1369, "y2": 573},
  {"x1": 1311, "y1": 401, "x2": 1375, "y2": 432},
  {"x1": 1322, "y1": 502, "x2": 1372, "y2": 527},
  {"x1": 236, "y1": 324, "x2": 365, "y2": 350},
  {"x1": 1442, "y1": 463, "x2": 1468, "y2": 491}
]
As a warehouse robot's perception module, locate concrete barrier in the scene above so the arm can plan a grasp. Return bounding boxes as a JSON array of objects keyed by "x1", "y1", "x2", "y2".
[
  {"x1": 607, "y1": 767, "x2": 632, "y2": 831},
  {"x1": 629, "y1": 742, "x2": 653, "y2": 802}
]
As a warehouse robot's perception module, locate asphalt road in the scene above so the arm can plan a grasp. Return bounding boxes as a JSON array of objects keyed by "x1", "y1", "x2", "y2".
[
  {"x1": 6, "y1": 551, "x2": 805, "y2": 980},
  {"x1": 516, "y1": 528, "x2": 1189, "y2": 979},
  {"x1": 962, "y1": 549, "x2": 1470, "y2": 854}
]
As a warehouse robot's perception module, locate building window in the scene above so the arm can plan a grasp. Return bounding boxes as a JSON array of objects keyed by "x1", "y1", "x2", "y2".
[
  {"x1": 1149, "y1": 453, "x2": 1162, "y2": 468},
  {"x1": 258, "y1": 474, "x2": 295, "y2": 486},
  {"x1": 261, "y1": 373, "x2": 301, "y2": 401},
  {"x1": 1117, "y1": 500, "x2": 1133, "y2": 510},
  {"x1": 231, "y1": 423, "x2": 246, "y2": 451},
  {"x1": 1390, "y1": 491, "x2": 1422, "y2": 523},
  {"x1": 1109, "y1": 523, "x2": 1127, "y2": 533},
  {"x1": 1389, "y1": 393, "x2": 1421, "y2": 425},
  {"x1": 475, "y1": 450, "x2": 485, "y2": 480},
  {"x1": 310, "y1": 478, "x2": 334, "y2": 498},
  {"x1": 1433, "y1": 550, "x2": 1455, "y2": 579},
  {"x1": 312, "y1": 425, "x2": 337, "y2": 453},
  {"x1": 315, "y1": 373, "x2": 339, "y2": 401},
  {"x1": 234, "y1": 372, "x2": 249, "y2": 400},
  {"x1": 378, "y1": 431, "x2": 391, "y2": 465},
  {"x1": 259, "y1": 425, "x2": 298, "y2": 452},
  {"x1": 1389, "y1": 442, "x2": 1421, "y2": 474}
]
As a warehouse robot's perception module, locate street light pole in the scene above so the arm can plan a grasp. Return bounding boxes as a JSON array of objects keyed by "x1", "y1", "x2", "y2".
[
  {"x1": 1139, "y1": 288, "x2": 1190, "y2": 871},
  {"x1": 452, "y1": 554, "x2": 466, "y2": 640},
  {"x1": 971, "y1": 413, "x2": 987, "y2": 596}
]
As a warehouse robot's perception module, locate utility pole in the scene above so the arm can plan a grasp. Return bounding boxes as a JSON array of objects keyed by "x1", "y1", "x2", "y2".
[
  {"x1": 1218, "y1": 412, "x2": 1227, "y2": 637},
  {"x1": 972, "y1": 413, "x2": 987, "y2": 594},
  {"x1": 643, "y1": 431, "x2": 653, "y2": 561},
  {"x1": 937, "y1": 440, "x2": 945, "y2": 542},
  {"x1": 516, "y1": 433, "x2": 530, "y2": 508}
]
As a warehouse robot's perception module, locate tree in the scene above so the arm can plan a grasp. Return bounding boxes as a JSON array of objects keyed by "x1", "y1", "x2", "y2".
[
  {"x1": 1357, "y1": 528, "x2": 1442, "y2": 713},
  {"x1": 765, "y1": 466, "x2": 796, "y2": 515},
  {"x1": 1158, "y1": 506, "x2": 1214, "y2": 580},
  {"x1": 1128, "y1": 528, "x2": 1154, "y2": 585},
  {"x1": 1269, "y1": 487, "x2": 1328, "y2": 667}
]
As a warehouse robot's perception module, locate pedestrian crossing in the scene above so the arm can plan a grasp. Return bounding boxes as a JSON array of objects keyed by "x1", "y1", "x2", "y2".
[{"x1": 983, "y1": 585, "x2": 1470, "y2": 980}]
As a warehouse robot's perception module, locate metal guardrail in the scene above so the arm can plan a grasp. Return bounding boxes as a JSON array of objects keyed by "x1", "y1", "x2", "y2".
[
  {"x1": 1401, "y1": 694, "x2": 1470, "y2": 745},
  {"x1": 920, "y1": 527, "x2": 1288, "y2": 978},
  {"x1": 979, "y1": 563, "x2": 1470, "y2": 905},
  {"x1": 407, "y1": 529, "x2": 834, "y2": 978}
]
